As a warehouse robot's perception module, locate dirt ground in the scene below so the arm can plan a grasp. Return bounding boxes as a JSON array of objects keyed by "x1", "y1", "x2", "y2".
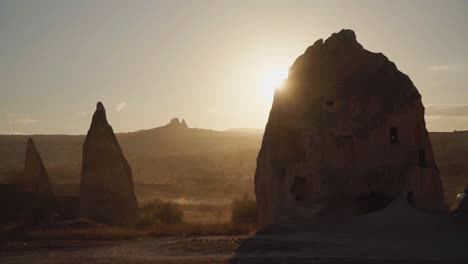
[
  {"x1": 2, "y1": 230, "x2": 468, "y2": 264},
  {"x1": 2, "y1": 203, "x2": 468, "y2": 264},
  {"x1": 1, "y1": 236, "x2": 240, "y2": 264}
]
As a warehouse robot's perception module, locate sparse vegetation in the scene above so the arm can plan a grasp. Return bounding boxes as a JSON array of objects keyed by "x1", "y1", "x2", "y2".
[
  {"x1": 147, "y1": 223, "x2": 256, "y2": 236},
  {"x1": 231, "y1": 195, "x2": 257, "y2": 225},
  {"x1": 26, "y1": 223, "x2": 255, "y2": 240},
  {"x1": 3, "y1": 199, "x2": 257, "y2": 241},
  {"x1": 136, "y1": 199, "x2": 184, "y2": 229},
  {"x1": 180, "y1": 203, "x2": 231, "y2": 224}
]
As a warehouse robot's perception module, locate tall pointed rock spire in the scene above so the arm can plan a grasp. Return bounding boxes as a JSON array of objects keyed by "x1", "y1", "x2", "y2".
[
  {"x1": 79, "y1": 102, "x2": 138, "y2": 225},
  {"x1": 24, "y1": 138, "x2": 51, "y2": 194}
]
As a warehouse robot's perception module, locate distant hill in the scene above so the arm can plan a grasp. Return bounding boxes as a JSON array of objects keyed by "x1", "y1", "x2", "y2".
[
  {"x1": 429, "y1": 131, "x2": 468, "y2": 207},
  {"x1": 0, "y1": 122, "x2": 467, "y2": 206},
  {"x1": 0, "y1": 120, "x2": 262, "y2": 203},
  {"x1": 225, "y1": 128, "x2": 264, "y2": 134}
]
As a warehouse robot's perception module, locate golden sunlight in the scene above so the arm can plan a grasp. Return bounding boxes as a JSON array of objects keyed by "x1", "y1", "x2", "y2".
[{"x1": 260, "y1": 67, "x2": 289, "y2": 99}]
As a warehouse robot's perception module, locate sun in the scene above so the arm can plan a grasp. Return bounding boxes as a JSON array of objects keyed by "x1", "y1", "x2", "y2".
[{"x1": 260, "y1": 67, "x2": 289, "y2": 99}]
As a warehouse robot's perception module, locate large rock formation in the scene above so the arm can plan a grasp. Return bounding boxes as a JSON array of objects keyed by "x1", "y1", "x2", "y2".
[
  {"x1": 255, "y1": 29, "x2": 446, "y2": 228},
  {"x1": 166, "y1": 117, "x2": 189, "y2": 129},
  {"x1": 23, "y1": 138, "x2": 52, "y2": 194},
  {"x1": 80, "y1": 102, "x2": 138, "y2": 225},
  {"x1": 168, "y1": 117, "x2": 181, "y2": 127}
]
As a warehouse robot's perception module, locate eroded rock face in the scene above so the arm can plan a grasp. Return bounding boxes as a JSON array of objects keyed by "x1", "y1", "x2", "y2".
[
  {"x1": 168, "y1": 118, "x2": 181, "y2": 127},
  {"x1": 255, "y1": 29, "x2": 446, "y2": 228},
  {"x1": 166, "y1": 117, "x2": 189, "y2": 129},
  {"x1": 165, "y1": 117, "x2": 188, "y2": 129},
  {"x1": 23, "y1": 138, "x2": 52, "y2": 194},
  {"x1": 80, "y1": 102, "x2": 138, "y2": 225}
]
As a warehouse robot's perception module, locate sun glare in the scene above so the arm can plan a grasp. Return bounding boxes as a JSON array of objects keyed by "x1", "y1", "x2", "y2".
[{"x1": 260, "y1": 67, "x2": 289, "y2": 99}]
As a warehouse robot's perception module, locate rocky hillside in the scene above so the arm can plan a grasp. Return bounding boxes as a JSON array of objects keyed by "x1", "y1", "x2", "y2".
[
  {"x1": 0, "y1": 119, "x2": 261, "y2": 202},
  {"x1": 0, "y1": 121, "x2": 467, "y2": 206}
]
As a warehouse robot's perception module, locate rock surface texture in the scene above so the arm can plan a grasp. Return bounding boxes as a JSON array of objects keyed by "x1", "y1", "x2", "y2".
[
  {"x1": 23, "y1": 138, "x2": 52, "y2": 194},
  {"x1": 255, "y1": 29, "x2": 446, "y2": 228},
  {"x1": 80, "y1": 102, "x2": 138, "y2": 225}
]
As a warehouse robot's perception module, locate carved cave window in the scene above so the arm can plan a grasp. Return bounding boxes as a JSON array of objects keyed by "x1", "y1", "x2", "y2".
[{"x1": 390, "y1": 126, "x2": 398, "y2": 144}]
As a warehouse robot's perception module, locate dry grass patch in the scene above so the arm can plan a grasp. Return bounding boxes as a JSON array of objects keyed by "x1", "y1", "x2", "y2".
[
  {"x1": 147, "y1": 223, "x2": 256, "y2": 237},
  {"x1": 29, "y1": 227, "x2": 144, "y2": 240},
  {"x1": 26, "y1": 223, "x2": 255, "y2": 241}
]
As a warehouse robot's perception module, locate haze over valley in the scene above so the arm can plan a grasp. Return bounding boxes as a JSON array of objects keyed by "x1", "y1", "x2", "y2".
[
  {"x1": 1, "y1": 118, "x2": 467, "y2": 208},
  {"x1": 1, "y1": 1, "x2": 468, "y2": 263}
]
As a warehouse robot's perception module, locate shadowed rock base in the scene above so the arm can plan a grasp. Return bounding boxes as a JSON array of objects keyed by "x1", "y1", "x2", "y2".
[{"x1": 229, "y1": 205, "x2": 468, "y2": 263}]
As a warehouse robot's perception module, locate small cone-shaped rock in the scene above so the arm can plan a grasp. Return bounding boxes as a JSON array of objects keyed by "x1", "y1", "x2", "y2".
[
  {"x1": 181, "y1": 119, "x2": 188, "y2": 129},
  {"x1": 79, "y1": 102, "x2": 138, "y2": 225},
  {"x1": 23, "y1": 138, "x2": 52, "y2": 194}
]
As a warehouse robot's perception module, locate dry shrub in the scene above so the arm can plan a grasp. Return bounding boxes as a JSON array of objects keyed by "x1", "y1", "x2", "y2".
[
  {"x1": 181, "y1": 203, "x2": 230, "y2": 224},
  {"x1": 20, "y1": 199, "x2": 258, "y2": 241},
  {"x1": 231, "y1": 195, "x2": 257, "y2": 224},
  {"x1": 136, "y1": 199, "x2": 184, "y2": 229}
]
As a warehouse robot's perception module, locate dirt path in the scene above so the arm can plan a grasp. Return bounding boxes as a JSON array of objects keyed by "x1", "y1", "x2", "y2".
[
  {"x1": 2, "y1": 229, "x2": 468, "y2": 264},
  {"x1": 1, "y1": 236, "x2": 241, "y2": 264}
]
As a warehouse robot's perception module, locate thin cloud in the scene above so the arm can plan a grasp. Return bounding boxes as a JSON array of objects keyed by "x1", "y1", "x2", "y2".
[
  {"x1": 5, "y1": 114, "x2": 38, "y2": 134},
  {"x1": 6, "y1": 114, "x2": 38, "y2": 125},
  {"x1": 425, "y1": 104, "x2": 468, "y2": 117},
  {"x1": 425, "y1": 105, "x2": 468, "y2": 131},
  {"x1": 425, "y1": 115, "x2": 445, "y2": 121},
  {"x1": 115, "y1": 102, "x2": 128, "y2": 112},
  {"x1": 427, "y1": 64, "x2": 465, "y2": 72},
  {"x1": 0, "y1": 130, "x2": 25, "y2": 135}
]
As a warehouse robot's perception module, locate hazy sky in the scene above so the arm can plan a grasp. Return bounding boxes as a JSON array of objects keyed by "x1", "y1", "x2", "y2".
[{"x1": 0, "y1": 0, "x2": 467, "y2": 134}]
